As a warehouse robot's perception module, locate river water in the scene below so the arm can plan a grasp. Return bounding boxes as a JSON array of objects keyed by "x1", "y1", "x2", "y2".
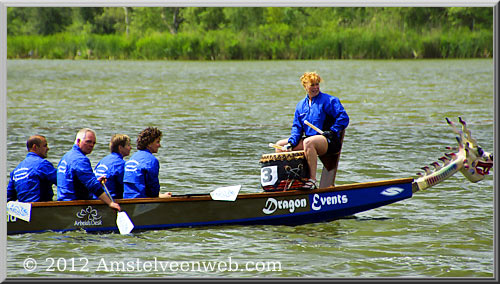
[{"x1": 5, "y1": 59, "x2": 495, "y2": 278}]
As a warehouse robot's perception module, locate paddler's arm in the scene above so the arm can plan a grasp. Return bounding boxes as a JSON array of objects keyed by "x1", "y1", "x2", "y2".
[
  {"x1": 288, "y1": 104, "x2": 304, "y2": 149},
  {"x1": 325, "y1": 96, "x2": 349, "y2": 139},
  {"x1": 96, "y1": 176, "x2": 121, "y2": 211},
  {"x1": 97, "y1": 192, "x2": 121, "y2": 211}
]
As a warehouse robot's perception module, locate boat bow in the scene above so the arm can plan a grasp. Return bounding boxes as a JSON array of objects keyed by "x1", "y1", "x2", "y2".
[{"x1": 414, "y1": 117, "x2": 493, "y2": 192}]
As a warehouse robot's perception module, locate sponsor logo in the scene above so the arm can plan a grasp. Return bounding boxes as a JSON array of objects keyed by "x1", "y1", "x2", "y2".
[
  {"x1": 13, "y1": 167, "x2": 29, "y2": 181},
  {"x1": 311, "y1": 193, "x2": 348, "y2": 211},
  {"x1": 94, "y1": 164, "x2": 109, "y2": 178},
  {"x1": 57, "y1": 160, "x2": 67, "y2": 174},
  {"x1": 262, "y1": 197, "x2": 307, "y2": 214},
  {"x1": 125, "y1": 160, "x2": 139, "y2": 173},
  {"x1": 380, "y1": 187, "x2": 405, "y2": 196},
  {"x1": 74, "y1": 206, "x2": 102, "y2": 226}
]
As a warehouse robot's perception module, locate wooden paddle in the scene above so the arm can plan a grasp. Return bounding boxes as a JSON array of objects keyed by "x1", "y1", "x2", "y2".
[
  {"x1": 268, "y1": 143, "x2": 282, "y2": 150},
  {"x1": 304, "y1": 120, "x2": 324, "y2": 134},
  {"x1": 102, "y1": 182, "x2": 134, "y2": 235}
]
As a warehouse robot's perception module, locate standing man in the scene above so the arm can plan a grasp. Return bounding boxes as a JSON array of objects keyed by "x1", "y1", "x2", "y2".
[
  {"x1": 94, "y1": 134, "x2": 132, "y2": 199},
  {"x1": 123, "y1": 127, "x2": 172, "y2": 199},
  {"x1": 7, "y1": 135, "x2": 57, "y2": 202},
  {"x1": 275, "y1": 71, "x2": 349, "y2": 189},
  {"x1": 57, "y1": 128, "x2": 121, "y2": 211}
]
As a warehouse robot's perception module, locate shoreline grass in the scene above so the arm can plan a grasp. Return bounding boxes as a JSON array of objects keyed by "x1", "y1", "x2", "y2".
[{"x1": 7, "y1": 28, "x2": 492, "y2": 60}]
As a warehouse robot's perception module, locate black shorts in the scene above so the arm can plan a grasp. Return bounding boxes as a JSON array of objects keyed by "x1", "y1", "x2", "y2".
[
  {"x1": 325, "y1": 134, "x2": 342, "y2": 155},
  {"x1": 303, "y1": 134, "x2": 341, "y2": 155}
]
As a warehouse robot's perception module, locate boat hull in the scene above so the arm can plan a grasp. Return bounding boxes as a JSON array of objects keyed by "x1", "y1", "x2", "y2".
[{"x1": 7, "y1": 178, "x2": 414, "y2": 235}]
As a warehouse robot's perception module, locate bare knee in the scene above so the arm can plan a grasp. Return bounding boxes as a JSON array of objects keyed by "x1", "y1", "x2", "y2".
[
  {"x1": 303, "y1": 138, "x2": 314, "y2": 149},
  {"x1": 303, "y1": 139, "x2": 316, "y2": 154}
]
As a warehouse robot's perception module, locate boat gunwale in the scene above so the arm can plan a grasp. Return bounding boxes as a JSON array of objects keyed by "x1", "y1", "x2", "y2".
[{"x1": 26, "y1": 177, "x2": 415, "y2": 208}]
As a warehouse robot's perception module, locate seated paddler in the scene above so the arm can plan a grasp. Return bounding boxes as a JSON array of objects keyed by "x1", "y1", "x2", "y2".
[
  {"x1": 123, "y1": 127, "x2": 172, "y2": 199},
  {"x1": 93, "y1": 134, "x2": 132, "y2": 200},
  {"x1": 7, "y1": 135, "x2": 57, "y2": 202},
  {"x1": 275, "y1": 71, "x2": 349, "y2": 189},
  {"x1": 56, "y1": 128, "x2": 121, "y2": 211}
]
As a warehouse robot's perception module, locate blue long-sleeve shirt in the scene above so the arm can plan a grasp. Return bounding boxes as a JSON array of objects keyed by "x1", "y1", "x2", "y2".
[
  {"x1": 288, "y1": 92, "x2": 349, "y2": 147},
  {"x1": 7, "y1": 152, "x2": 57, "y2": 202},
  {"x1": 57, "y1": 144, "x2": 104, "y2": 201},
  {"x1": 123, "y1": 149, "x2": 160, "y2": 198},
  {"x1": 94, "y1": 152, "x2": 125, "y2": 199}
]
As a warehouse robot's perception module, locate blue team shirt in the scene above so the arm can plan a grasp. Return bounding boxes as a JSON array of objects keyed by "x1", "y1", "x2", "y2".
[
  {"x1": 288, "y1": 91, "x2": 350, "y2": 147},
  {"x1": 7, "y1": 152, "x2": 57, "y2": 202},
  {"x1": 94, "y1": 152, "x2": 125, "y2": 199},
  {"x1": 56, "y1": 144, "x2": 104, "y2": 201},
  {"x1": 123, "y1": 149, "x2": 160, "y2": 198}
]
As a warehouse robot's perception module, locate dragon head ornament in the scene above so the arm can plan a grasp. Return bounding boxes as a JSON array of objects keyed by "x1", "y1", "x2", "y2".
[{"x1": 414, "y1": 117, "x2": 493, "y2": 191}]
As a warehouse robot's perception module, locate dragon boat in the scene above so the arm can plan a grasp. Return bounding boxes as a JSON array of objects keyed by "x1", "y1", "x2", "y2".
[{"x1": 6, "y1": 117, "x2": 493, "y2": 235}]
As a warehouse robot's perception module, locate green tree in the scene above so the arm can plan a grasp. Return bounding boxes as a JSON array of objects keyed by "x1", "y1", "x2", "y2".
[
  {"x1": 223, "y1": 7, "x2": 264, "y2": 32},
  {"x1": 75, "y1": 7, "x2": 125, "y2": 34},
  {"x1": 447, "y1": 7, "x2": 493, "y2": 31},
  {"x1": 7, "y1": 7, "x2": 35, "y2": 35},
  {"x1": 181, "y1": 7, "x2": 226, "y2": 31},
  {"x1": 131, "y1": 7, "x2": 183, "y2": 35},
  {"x1": 7, "y1": 7, "x2": 72, "y2": 35}
]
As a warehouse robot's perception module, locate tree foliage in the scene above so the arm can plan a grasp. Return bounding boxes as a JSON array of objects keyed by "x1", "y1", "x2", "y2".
[{"x1": 7, "y1": 7, "x2": 493, "y2": 36}]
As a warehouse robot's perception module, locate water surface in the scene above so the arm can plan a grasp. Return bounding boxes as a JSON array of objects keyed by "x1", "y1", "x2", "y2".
[{"x1": 6, "y1": 59, "x2": 495, "y2": 278}]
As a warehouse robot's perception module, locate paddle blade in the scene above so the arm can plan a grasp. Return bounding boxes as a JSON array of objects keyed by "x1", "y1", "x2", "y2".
[{"x1": 116, "y1": 211, "x2": 134, "y2": 235}]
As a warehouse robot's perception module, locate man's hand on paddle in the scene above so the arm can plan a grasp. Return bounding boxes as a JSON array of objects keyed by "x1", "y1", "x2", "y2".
[
  {"x1": 97, "y1": 175, "x2": 107, "y2": 185},
  {"x1": 109, "y1": 202, "x2": 122, "y2": 211},
  {"x1": 282, "y1": 143, "x2": 293, "y2": 152}
]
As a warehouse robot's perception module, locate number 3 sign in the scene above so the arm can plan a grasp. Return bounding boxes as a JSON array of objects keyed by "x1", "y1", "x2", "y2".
[{"x1": 261, "y1": 166, "x2": 278, "y2": 186}]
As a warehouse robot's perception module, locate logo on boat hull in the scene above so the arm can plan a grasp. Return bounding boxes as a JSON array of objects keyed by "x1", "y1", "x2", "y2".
[
  {"x1": 380, "y1": 187, "x2": 405, "y2": 196},
  {"x1": 262, "y1": 197, "x2": 307, "y2": 214},
  {"x1": 74, "y1": 206, "x2": 102, "y2": 226},
  {"x1": 311, "y1": 193, "x2": 348, "y2": 211}
]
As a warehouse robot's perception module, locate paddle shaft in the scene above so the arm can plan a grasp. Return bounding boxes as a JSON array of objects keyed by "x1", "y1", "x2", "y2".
[
  {"x1": 268, "y1": 143, "x2": 282, "y2": 150},
  {"x1": 101, "y1": 181, "x2": 134, "y2": 234},
  {"x1": 304, "y1": 120, "x2": 324, "y2": 135},
  {"x1": 102, "y1": 182, "x2": 115, "y2": 203}
]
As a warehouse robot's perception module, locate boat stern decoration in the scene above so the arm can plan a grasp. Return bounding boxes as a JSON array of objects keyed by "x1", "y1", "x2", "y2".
[{"x1": 414, "y1": 117, "x2": 493, "y2": 192}]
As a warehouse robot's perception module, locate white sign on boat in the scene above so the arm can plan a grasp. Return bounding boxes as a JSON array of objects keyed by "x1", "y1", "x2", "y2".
[
  {"x1": 7, "y1": 201, "x2": 32, "y2": 222},
  {"x1": 210, "y1": 185, "x2": 241, "y2": 201}
]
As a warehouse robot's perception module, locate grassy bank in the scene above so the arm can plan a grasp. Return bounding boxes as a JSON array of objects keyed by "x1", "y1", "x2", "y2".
[{"x1": 7, "y1": 27, "x2": 492, "y2": 60}]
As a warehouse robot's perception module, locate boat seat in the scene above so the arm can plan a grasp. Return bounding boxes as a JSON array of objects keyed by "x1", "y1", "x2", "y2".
[{"x1": 319, "y1": 130, "x2": 345, "y2": 188}]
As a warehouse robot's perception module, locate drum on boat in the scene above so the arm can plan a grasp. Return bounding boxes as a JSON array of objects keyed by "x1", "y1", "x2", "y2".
[{"x1": 259, "y1": 150, "x2": 310, "y2": 191}]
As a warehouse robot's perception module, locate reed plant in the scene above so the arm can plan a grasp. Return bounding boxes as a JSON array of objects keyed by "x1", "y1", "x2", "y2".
[{"x1": 7, "y1": 27, "x2": 492, "y2": 60}]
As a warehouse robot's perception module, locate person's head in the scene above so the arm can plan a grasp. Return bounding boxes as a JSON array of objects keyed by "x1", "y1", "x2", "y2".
[
  {"x1": 109, "y1": 134, "x2": 131, "y2": 157},
  {"x1": 137, "y1": 127, "x2": 162, "y2": 153},
  {"x1": 74, "y1": 128, "x2": 97, "y2": 155},
  {"x1": 300, "y1": 71, "x2": 322, "y2": 97},
  {"x1": 26, "y1": 135, "x2": 49, "y2": 158}
]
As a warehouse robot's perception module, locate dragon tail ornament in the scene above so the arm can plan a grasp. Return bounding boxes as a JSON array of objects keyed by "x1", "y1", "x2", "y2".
[{"x1": 414, "y1": 117, "x2": 493, "y2": 192}]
